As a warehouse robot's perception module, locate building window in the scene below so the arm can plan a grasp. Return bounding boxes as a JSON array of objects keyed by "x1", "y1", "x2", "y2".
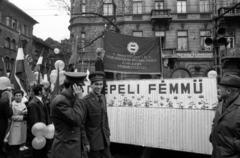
[
  {"x1": 12, "y1": 19, "x2": 17, "y2": 30},
  {"x1": 103, "y1": 0, "x2": 113, "y2": 16},
  {"x1": 226, "y1": 30, "x2": 235, "y2": 48},
  {"x1": 155, "y1": 1, "x2": 164, "y2": 9},
  {"x1": 82, "y1": 0, "x2": 86, "y2": 15},
  {"x1": 81, "y1": 32, "x2": 86, "y2": 51},
  {"x1": 200, "y1": 31, "x2": 211, "y2": 51},
  {"x1": 5, "y1": 17, "x2": 11, "y2": 27},
  {"x1": 155, "y1": 31, "x2": 165, "y2": 48},
  {"x1": 24, "y1": 25, "x2": 28, "y2": 36},
  {"x1": 199, "y1": 0, "x2": 209, "y2": 13},
  {"x1": 177, "y1": 31, "x2": 188, "y2": 51},
  {"x1": 177, "y1": 0, "x2": 186, "y2": 13},
  {"x1": 5, "y1": 37, "x2": 11, "y2": 48},
  {"x1": 4, "y1": 57, "x2": 11, "y2": 72},
  {"x1": 172, "y1": 69, "x2": 190, "y2": 78},
  {"x1": 133, "y1": 31, "x2": 143, "y2": 37},
  {"x1": 133, "y1": 0, "x2": 142, "y2": 14},
  {"x1": 11, "y1": 39, "x2": 16, "y2": 50}
]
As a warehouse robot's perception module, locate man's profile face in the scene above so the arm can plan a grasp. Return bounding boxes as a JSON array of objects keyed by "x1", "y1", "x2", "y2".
[
  {"x1": 14, "y1": 93, "x2": 23, "y2": 103},
  {"x1": 91, "y1": 81, "x2": 103, "y2": 95},
  {"x1": 218, "y1": 85, "x2": 229, "y2": 100}
]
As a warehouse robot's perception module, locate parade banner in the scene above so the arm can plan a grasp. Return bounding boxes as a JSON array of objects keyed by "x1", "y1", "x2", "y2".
[
  {"x1": 104, "y1": 31, "x2": 161, "y2": 74},
  {"x1": 83, "y1": 77, "x2": 218, "y2": 110}
]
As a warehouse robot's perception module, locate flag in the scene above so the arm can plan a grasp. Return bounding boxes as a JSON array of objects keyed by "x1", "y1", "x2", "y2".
[
  {"x1": 43, "y1": 61, "x2": 49, "y2": 82},
  {"x1": 51, "y1": 67, "x2": 60, "y2": 101},
  {"x1": 9, "y1": 47, "x2": 28, "y2": 95},
  {"x1": 104, "y1": 31, "x2": 161, "y2": 74},
  {"x1": 34, "y1": 48, "x2": 44, "y2": 84},
  {"x1": 68, "y1": 36, "x2": 79, "y2": 66},
  {"x1": 0, "y1": 57, "x2": 7, "y2": 77},
  {"x1": 24, "y1": 56, "x2": 36, "y2": 86}
]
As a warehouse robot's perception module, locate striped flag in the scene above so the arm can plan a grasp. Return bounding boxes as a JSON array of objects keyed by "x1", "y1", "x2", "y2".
[
  {"x1": 9, "y1": 47, "x2": 28, "y2": 95},
  {"x1": 86, "y1": 57, "x2": 90, "y2": 82},
  {"x1": 34, "y1": 48, "x2": 44, "y2": 84},
  {"x1": 24, "y1": 56, "x2": 36, "y2": 86}
]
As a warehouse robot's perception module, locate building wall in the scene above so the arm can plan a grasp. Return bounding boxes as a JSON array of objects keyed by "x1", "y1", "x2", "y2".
[
  {"x1": 70, "y1": 0, "x2": 240, "y2": 78},
  {"x1": 0, "y1": 0, "x2": 37, "y2": 74}
]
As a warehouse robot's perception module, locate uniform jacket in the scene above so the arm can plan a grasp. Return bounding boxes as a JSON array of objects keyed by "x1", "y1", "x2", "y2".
[
  {"x1": 95, "y1": 57, "x2": 104, "y2": 72},
  {"x1": 0, "y1": 98, "x2": 13, "y2": 131},
  {"x1": 28, "y1": 96, "x2": 51, "y2": 131},
  {"x1": 210, "y1": 95, "x2": 240, "y2": 158},
  {"x1": 50, "y1": 92, "x2": 85, "y2": 158},
  {"x1": 82, "y1": 92, "x2": 110, "y2": 151},
  {"x1": 8, "y1": 101, "x2": 27, "y2": 145}
]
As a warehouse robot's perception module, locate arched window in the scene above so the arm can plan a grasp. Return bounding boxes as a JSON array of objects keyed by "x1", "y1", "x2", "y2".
[
  {"x1": 4, "y1": 57, "x2": 10, "y2": 72},
  {"x1": 11, "y1": 39, "x2": 16, "y2": 50},
  {"x1": 172, "y1": 69, "x2": 191, "y2": 78},
  {"x1": 5, "y1": 37, "x2": 11, "y2": 48}
]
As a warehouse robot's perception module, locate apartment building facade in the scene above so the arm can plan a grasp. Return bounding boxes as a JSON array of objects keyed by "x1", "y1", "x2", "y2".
[
  {"x1": 0, "y1": 0, "x2": 38, "y2": 75},
  {"x1": 69, "y1": 0, "x2": 240, "y2": 79}
]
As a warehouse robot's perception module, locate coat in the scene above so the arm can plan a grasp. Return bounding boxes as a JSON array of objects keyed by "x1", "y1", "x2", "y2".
[
  {"x1": 95, "y1": 57, "x2": 104, "y2": 72},
  {"x1": 28, "y1": 96, "x2": 51, "y2": 135},
  {"x1": 8, "y1": 101, "x2": 27, "y2": 145},
  {"x1": 50, "y1": 91, "x2": 85, "y2": 158},
  {"x1": 82, "y1": 92, "x2": 111, "y2": 151},
  {"x1": 210, "y1": 95, "x2": 240, "y2": 158},
  {"x1": 0, "y1": 98, "x2": 13, "y2": 132}
]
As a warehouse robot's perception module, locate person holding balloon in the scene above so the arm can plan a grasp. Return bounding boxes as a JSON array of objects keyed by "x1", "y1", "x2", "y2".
[
  {"x1": 50, "y1": 72, "x2": 87, "y2": 158},
  {"x1": 28, "y1": 85, "x2": 51, "y2": 158},
  {"x1": 7, "y1": 90, "x2": 28, "y2": 158}
]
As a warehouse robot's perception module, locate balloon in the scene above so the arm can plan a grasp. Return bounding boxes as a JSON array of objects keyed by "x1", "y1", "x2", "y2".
[
  {"x1": 51, "y1": 69, "x2": 57, "y2": 75},
  {"x1": 59, "y1": 70, "x2": 66, "y2": 85},
  {"x1": 50, "y1": 73, "x2": 57, "y2": 84},
  {"x1": 54, "y1": 48, "x2": 60, "y2": 54},
  {"x1": 208, "y1": 70, "x2": 217, "y2": 78},
  {"x1": 34, "y1": 72, "x2": 43, "y2": 82},
  {"x1": 41, "y1": 80, "x2": 50, "y2": 89},
  {"x1": 54, "y1": 60, "x2": 65, "y2": 71},
  {"x1": 31, "y1": 122, "x2": 47, "y2": 137},
  {"x1": 32, "y1": 136, "x2": 46, "y2": 150},
  {"x1": 50, "y1": 83, "x2": 55, "y2": 92},
  {"x1": 43, "y1": 124, "x2": 55, "y2": 139}
]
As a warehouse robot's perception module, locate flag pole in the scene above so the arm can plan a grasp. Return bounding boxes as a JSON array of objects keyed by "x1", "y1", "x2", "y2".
[{"x1": 159, "y1": 37, "x2": 163, "y2": 79}]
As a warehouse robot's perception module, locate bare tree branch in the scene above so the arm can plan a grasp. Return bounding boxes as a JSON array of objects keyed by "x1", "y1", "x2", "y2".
[
  {"x1": 73, "y1": 12, "x2": 120, "y2": 33},
  {"x1": 78, "y1": 32, "x2": 105, "y2": 50}
]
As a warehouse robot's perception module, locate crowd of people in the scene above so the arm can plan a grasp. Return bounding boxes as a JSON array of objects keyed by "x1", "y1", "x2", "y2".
[
  {"x1": 0, "y1": 48, "x2": 111, "y2": 158},
  {"x1": 1, "y1": 46, "x2": 240, "y2": 158}
]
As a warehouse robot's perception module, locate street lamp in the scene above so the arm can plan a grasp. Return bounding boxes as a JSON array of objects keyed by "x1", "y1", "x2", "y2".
[{"x1": 54, "y1": 48, "x2": 60, "y2": 54}]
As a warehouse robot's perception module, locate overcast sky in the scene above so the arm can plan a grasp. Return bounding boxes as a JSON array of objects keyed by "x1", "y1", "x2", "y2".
[{"x1": 9, "y1": 0, "x2": 70, "y2": 42}]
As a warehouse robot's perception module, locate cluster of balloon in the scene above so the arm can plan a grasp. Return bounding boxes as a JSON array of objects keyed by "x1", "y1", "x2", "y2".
[
  {"x1": 49, "y1": 60, "x2": 66, "y2": 91},
  {"x1": 41, "y1": 74, "x2": 50, "y2": 89},
  {"x1": 31, "y1": 122, "x2": 55, "y2": 150}
]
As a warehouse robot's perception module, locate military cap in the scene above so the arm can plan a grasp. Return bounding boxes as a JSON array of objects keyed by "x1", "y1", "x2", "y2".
[
  {"x1": 64, "y1": 72, "x2": 87, "y2": 86},
  {"x1": 219, "y1": 74, "x2": 240, "y2": 88},
  {"x1": 89, "y1": 71, "x2": 105, "y2": 82}
]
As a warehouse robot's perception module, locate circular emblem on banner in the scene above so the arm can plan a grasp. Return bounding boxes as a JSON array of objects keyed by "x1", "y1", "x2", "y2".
[
  {"x1": 26, "y1": 54, "x2": 33, "y2": 63},
  {"x1": 127, "y1": 41, "x2": 139, "y2": 55}
]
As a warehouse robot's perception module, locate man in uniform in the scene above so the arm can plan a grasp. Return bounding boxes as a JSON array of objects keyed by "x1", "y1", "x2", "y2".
[
  {"x1": 82, "y1": 71, "x2": 111, "y2": 158},
  {"x1": 210, "y1": 74, "x2": 240, "y2": 158},
  {"x1": 50, "y1": 72, "x2": 87, "y2": 158}
]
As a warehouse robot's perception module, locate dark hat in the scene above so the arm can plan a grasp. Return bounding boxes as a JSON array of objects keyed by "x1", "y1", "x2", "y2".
[
  {"x1": 64, "y1": 72, "x2": 87, "y2": 86},
  {"x1": 219, "y1": 74, "x2": 240, "y2": 88},
  {"x1": 89, "y1": 71, "x2": 105, "y2": 82}
]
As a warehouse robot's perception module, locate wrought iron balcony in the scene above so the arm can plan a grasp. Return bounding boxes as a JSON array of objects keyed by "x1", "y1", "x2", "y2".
[
  {"x1": 218, "y1": 7, "x2": 240, "y2": 19},
  {"x1": 151, "y1": 9, "x2": 172, "y2": 21}
]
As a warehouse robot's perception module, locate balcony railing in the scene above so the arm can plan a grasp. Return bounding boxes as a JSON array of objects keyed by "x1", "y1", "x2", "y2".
[
  {"x1": 151, "y1": 9, "x2": 172, "y2": 19},
  {"x1": 218, "y1": 7, "x2": 240, "y2": 16}
]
